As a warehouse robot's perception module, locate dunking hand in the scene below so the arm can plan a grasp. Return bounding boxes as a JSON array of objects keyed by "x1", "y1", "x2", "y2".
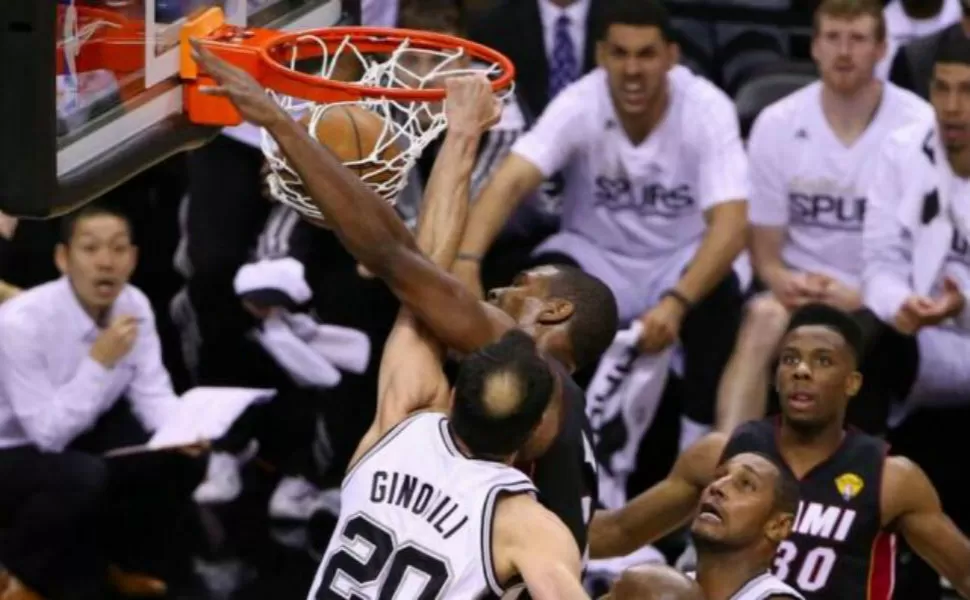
[
  {"x1": 443, "y1": 75, "x2": 502, "y2": 135},
  {"x1": 189, "y1": 38, "x2": 286, "y2": 128}
]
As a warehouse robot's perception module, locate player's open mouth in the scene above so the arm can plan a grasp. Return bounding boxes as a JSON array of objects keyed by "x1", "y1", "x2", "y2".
[
  {"x1": 943, "y1": 125, "x2": 968, "y2": 141},
  {"x1": 787, "y1": 392, "x2": 816, "y2": 410},
  {"x1": 697, "y1": 501, "x2": 723, "y2": 524},
  {"x1": 620, "y1": 82, "x2": 646, "y2": 103}
]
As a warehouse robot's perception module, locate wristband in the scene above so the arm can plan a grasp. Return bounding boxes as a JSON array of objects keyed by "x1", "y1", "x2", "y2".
[
  {"x1": 456, "y1": 253, "x2": 483, "y2": 263},
  {"x1": 661, "y1": 288, "x2": 694, "y2": 310}
]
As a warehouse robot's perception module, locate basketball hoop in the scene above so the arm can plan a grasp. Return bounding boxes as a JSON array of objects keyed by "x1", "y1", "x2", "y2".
[{"x1": 179, "y1": 9, "x2": 516, "y2": 223}]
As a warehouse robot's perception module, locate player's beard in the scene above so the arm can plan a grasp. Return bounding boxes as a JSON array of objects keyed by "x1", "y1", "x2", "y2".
[{"x1": 691, "y1": 530, "x2": 739, "y2": 556}]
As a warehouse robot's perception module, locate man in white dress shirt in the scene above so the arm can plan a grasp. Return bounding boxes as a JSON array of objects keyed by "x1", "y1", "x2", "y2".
[
  {"x1": 454, "y1": 0, "x2": 749, "y2": 451},
  {"x1": 862, "y1": 32, "x2": 970, "y2": 420},
  {"x1": 0, "y1": 204, "x2": 205, "y2": 600},
  {"x1": 716, "y1": 0, "x2": 934, "y2": 435}
]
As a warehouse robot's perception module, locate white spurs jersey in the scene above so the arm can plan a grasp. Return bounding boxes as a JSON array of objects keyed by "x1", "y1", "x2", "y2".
[
  {"x1": 307, "y1": 413, "x2": 536, "y2": 600},
  {"x1": 687, "y1": 570, "x2": 804, "y2": 600},
  {"x1": 747, "y1": 81, "x2": 933, "y2": 287},
  {"x1": 511, "y1": 66, "x2": 749, "y2": 266}
]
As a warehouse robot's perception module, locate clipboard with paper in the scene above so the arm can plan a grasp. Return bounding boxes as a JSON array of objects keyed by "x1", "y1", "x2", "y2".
[{"x1": 104, "y1": 387, "x2": 276, "y2": 458}]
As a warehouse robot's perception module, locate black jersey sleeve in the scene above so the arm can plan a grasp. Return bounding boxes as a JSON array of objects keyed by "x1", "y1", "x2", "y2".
[{"x1": 530, "y1": 369, "x2": 598, "y2": 554}]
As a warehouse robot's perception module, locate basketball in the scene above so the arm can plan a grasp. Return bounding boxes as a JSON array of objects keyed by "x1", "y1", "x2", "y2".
[
  {"x1": 308, "y1": 104, "x2": 401, "y2": 186},
  {"x1": 266, "y1": 104, "x2": 402, "y2": 227}
]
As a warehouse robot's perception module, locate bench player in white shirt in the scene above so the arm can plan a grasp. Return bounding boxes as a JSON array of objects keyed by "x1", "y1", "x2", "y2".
[
  {"x1": 305, "y1": 75, "x2": 589, "y2": 600},
  {"x1": 716, "y1": 0, "x2": 934, "y2": 432},
  {"x1": 455, "y1": 0, "x2": 750, "y2": 466},
  {"x1": 862, "y1": 32, "x2": 970, "y2": 424}
]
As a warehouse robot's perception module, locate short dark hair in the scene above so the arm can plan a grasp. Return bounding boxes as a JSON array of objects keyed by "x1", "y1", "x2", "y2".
[
  {"x1": 785, "y1": 303, "x2": 864, "y2": 364},
  {"x1": 599, "y1": 0, "x2": 674, "y2": 43},
  {"x1": 451, "y1": 329, "x2": 556, "y2": 458},
  {"x1": 59, "y1": 202, "x2": 133, "y2": 245},
  {"x1": 732, "y1": 452, "x2": 799, "y2": 515},
  {"x1": 545, "y1": 265, "x2": 618, "y2": 370},
  {"x1": 934, "y1": 26, "x2": 970, "y2": 67},
  {"x1": 397, "y1": 0, "x2": 466, "y2": 35}
]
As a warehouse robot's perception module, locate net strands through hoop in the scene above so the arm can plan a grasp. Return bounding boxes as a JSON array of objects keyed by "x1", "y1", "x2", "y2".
[{"x1": 257, "y1": 31, "x2": 515, "y2": 224}]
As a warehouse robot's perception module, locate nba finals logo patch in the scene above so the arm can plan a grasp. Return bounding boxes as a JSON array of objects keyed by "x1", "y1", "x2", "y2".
[{"x1": 835, "y1": 473, "x2": 864, "y2": 501}]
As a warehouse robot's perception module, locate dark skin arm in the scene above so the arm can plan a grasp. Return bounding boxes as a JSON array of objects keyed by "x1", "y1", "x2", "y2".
[
  {"x1": 883, "y1": 456, "x2": 970, "y2": 599},
  {"x1": 189, "y1": 40, "x2": 514, "y2": 354},
  {"x1": 589, "y1": 433, "x2": 726, "y2": 558}
]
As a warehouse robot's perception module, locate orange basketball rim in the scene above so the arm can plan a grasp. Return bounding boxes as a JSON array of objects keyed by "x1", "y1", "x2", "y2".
[{"x1": 172, "y1": 7, "x2": 517, "y2": 126}]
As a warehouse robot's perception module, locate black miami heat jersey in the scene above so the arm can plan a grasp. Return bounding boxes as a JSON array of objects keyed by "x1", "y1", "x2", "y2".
[{"x1": 722, "y1": 420, "x2": 894, "y2": 600}]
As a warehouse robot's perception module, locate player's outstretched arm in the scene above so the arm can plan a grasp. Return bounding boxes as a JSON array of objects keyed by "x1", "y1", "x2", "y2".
[
  {"x1": 351, "y1": 78, "x2": 502, "y2": 465},
  {"x1": 495, "y1": 494, "x2": 589, "y2": 600},
  {"x1": 589, "y1": 433, "x2": 726, "y2": 558},
  {"x1": 190, "y1": 40, "x2": 513, "y2": 353},
  {"x1": 451, "y1": 154, "x2": 545, "y2": 296},
  {"x1": 884, "y1": 456, "x2": 970, "y2": 599},
  {"x1": 452, "y1": 84, "x2": 584, "y2": 297}
]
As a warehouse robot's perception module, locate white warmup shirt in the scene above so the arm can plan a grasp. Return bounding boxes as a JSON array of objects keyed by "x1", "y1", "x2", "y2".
[
  {"x1": 307, "y1": 413, "x2": 536, "y2": 600},
  {"x1": 748, "y1": 81, "x2": 933, "y2": 288},
  {"x1": 687, "y1": 570, "x2": 804, "y2": 600},
  {"x1": 0, "y1": 277, "x2": 179, "y2": 452},
  {"x1": 864, "y1": 120, "x2": 970, "y2": 413},
  {"x1": 864, "y1": 120, "x2": 970, "y2": 330},
  {"x1": 876, "y1": 0, "x2": 962, "y2": 80},
  {"x1": 513, "y1": 66, "x2": 749, "y2": 321}
]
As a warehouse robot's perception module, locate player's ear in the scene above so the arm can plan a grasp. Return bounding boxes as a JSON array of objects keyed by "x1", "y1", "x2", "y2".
[
  {"x1": 537, "y1": 297, "x2": 574, "y2": 325},
  {"x1": 54, "y1": 243, "x2": 69, "y2": 274},
  {"x1": 595, "y1": 39, "x2": 609, "y2": 68},
  {"x1": 765, "y1": 512, "x2": 794, "y2": 544},
  {"x1": 845, "y1": 371, "x2": 863, "y2": 398},
  {"x1": 126, "y1": 245, "x2": 139, "y2": 274},
  {"x1": 666, "y1": 40, "x2": 681, "y2": 68}
]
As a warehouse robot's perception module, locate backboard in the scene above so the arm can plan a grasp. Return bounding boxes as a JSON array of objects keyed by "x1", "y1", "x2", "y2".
[{"x1": 0, "y1": 0, "x2": 354, "y2": 218}]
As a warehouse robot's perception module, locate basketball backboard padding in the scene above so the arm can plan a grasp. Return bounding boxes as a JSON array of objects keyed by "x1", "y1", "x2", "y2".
[
  {"x1": 0, "y1": 0, "x2": 57, "y2": 217},
  {"x1": 55, "y1": 116, "x2": 220, "y2": 218}
]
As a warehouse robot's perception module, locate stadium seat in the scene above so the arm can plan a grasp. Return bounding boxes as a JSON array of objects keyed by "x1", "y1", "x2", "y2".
[
  {"x1": 719, "y1": 30, "x2": 788, "y2": 96},
  {"x1": 734, "y1": 69, "x2": 816, "y2": 138}
]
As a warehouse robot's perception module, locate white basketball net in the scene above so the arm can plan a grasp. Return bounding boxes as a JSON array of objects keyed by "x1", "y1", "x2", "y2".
[{"x1": 260, "y1": 33, "x2": 510, "y2": 223}]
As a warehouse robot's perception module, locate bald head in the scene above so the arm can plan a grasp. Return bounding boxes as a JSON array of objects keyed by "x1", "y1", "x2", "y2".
[
  {"x1": 482, "y1": 371, "x2": 523, "y2": 417},
  {"x1": 601, "y1": 565, "x2": 704, "y2": 600},
  {"x1": 451, "y1": 329, "x2": 555, "y2": 458}
]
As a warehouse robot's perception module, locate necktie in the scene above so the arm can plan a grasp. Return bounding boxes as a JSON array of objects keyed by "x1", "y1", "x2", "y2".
[{"x1": 548, "y1": 13, "x2": 578, "y2": 100}]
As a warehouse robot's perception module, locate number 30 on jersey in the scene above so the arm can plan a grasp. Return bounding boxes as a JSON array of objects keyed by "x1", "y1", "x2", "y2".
[{"x1": 773, "y1": 541, "x2": 836, "y2": 592}]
